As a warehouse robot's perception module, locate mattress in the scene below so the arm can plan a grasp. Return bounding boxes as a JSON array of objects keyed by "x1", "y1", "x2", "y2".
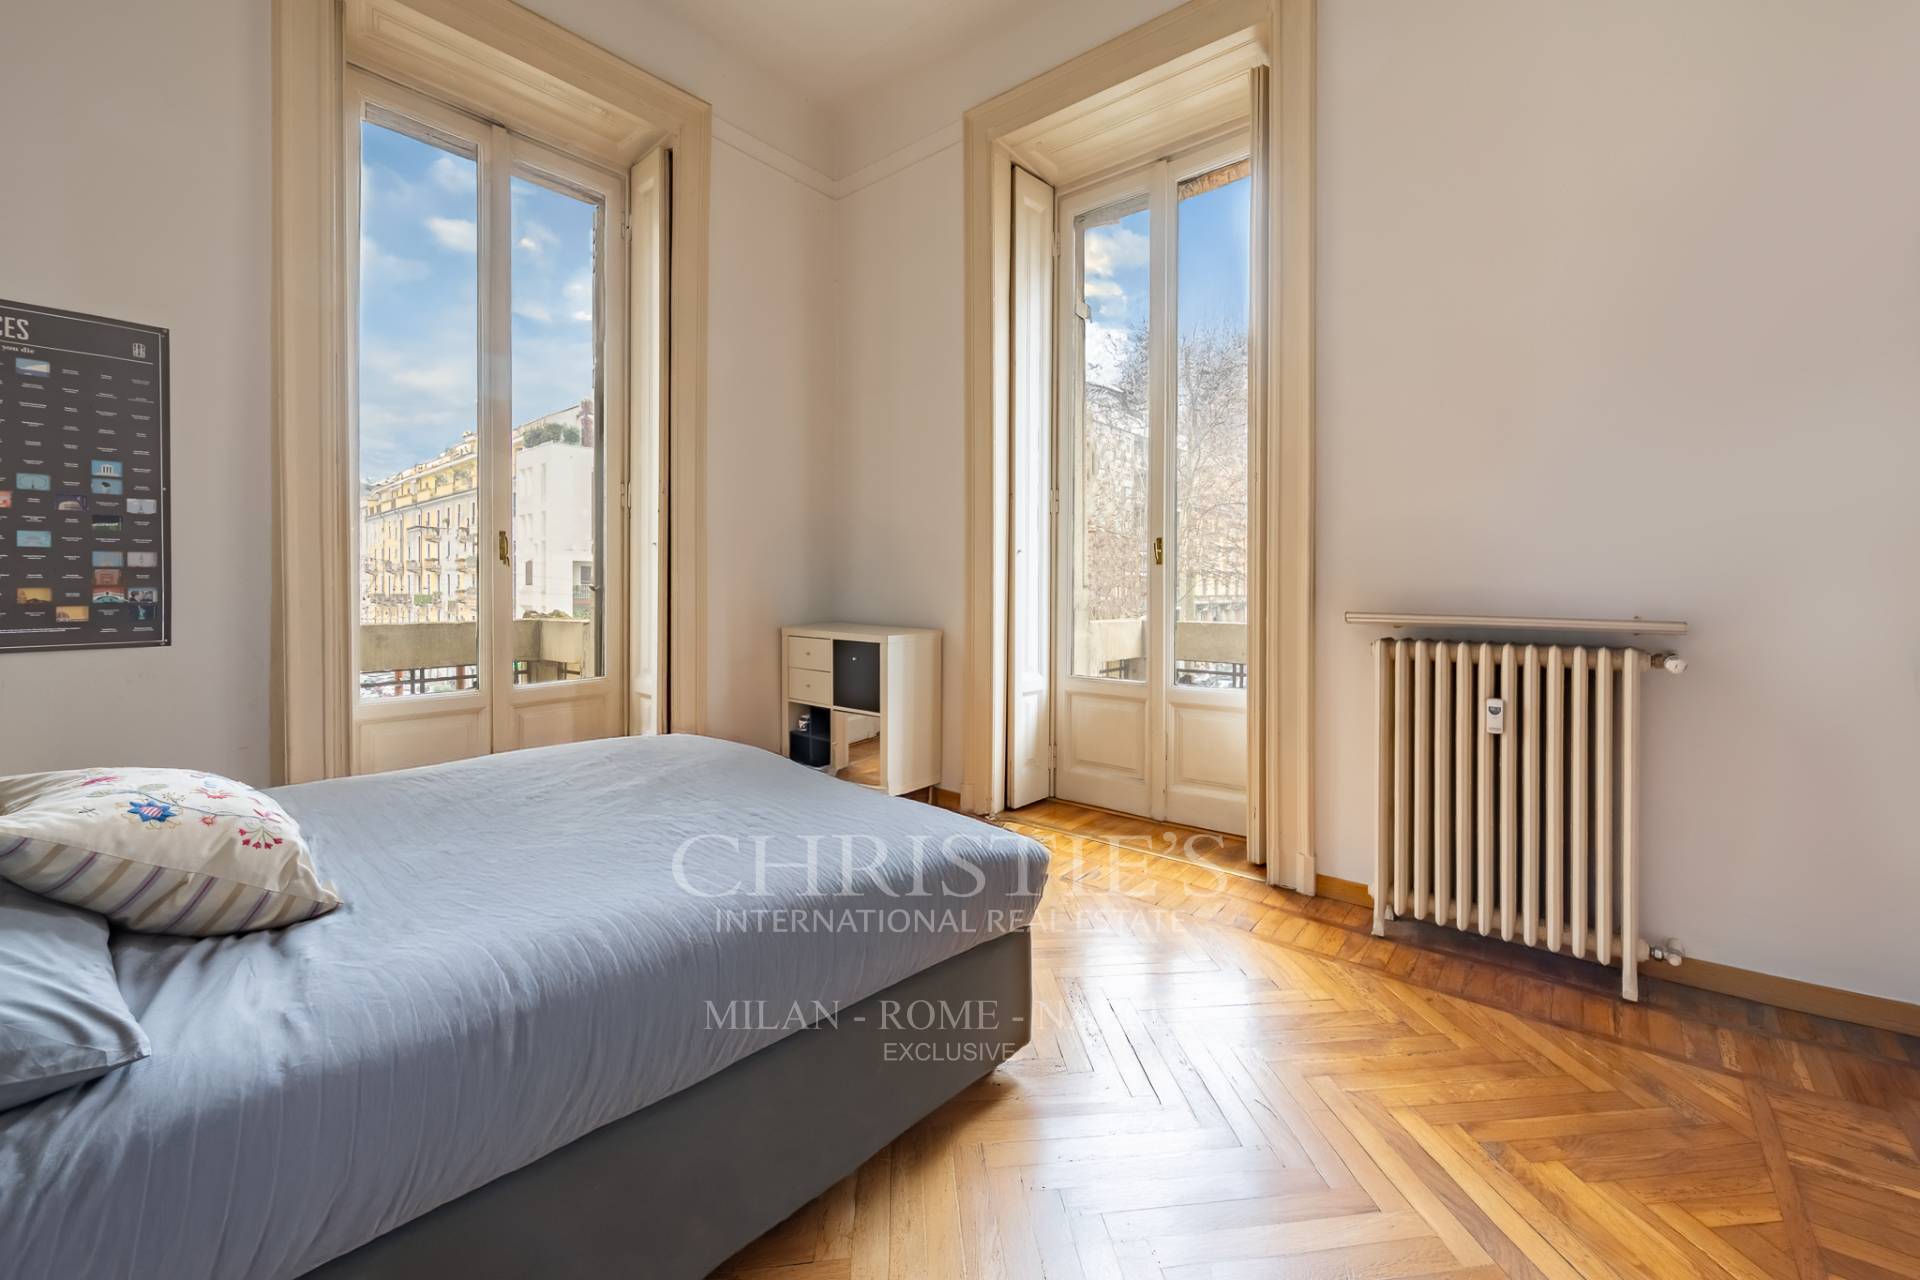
[{"x1": 0, "y1": 735, "x2": 1048, "y2": 1280}]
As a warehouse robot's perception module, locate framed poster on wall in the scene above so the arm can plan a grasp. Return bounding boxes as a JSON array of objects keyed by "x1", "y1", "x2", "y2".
[{"x1": 0, "y1": 299, "x2": 170, "y2": 653}]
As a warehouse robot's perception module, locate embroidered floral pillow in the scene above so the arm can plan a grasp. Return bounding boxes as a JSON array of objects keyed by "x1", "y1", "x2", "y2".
[{"x1": 0, "y1": 769, "x2": 340, "y2": 936}]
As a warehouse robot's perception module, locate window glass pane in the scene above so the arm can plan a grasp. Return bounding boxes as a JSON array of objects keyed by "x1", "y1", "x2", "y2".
[
  {"x1": 1172, "y1": 160, "x2": 1250, "y2": 689},
  {"x1": 357, "y1": 121, "x2": 480, "y2": 699},
  {"x1": 509, "y1": 174, "x2": 602, "y2": 684},
  {"x1": 1069, "y1": 198, "x2": 1151, "y2": 681}
]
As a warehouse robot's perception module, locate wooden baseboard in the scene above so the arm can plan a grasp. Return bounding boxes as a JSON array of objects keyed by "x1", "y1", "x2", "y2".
[
  {"x1": 1310, "y1": 874, "x2": 1920, "y2": 1037},
  {"x1": 1315, "y1": 874, "x2": 1373, "y2": 909},
  {"x1": 1657, "y1": 956, "x2": 1920, "y2": 1039}
]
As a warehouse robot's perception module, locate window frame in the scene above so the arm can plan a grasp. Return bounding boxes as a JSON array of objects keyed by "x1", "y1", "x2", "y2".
[
  {"x1": 1059, "y1": 175, "x2": 1156, "y2": 686},
  {"x1": 272, "y1": 0, "x2": 712, "y2": 783},
  {"x1": 347, "y1": 74, "x2": 495, "y2": 715},
  {"x1": 1054, "y1": 132, "x2": 1252, "y2": 702},
  {"x1": 1166, "y1": 134, "x2": 1253, "y2": 702},
  {"x1": 345, "y1": 70, "x2": 630, "y2": 756}
]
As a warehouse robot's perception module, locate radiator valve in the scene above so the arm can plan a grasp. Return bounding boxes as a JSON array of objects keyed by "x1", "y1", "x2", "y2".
[{"x1": 1647, "y1": 939, "x2": 1685, "y2": 967}]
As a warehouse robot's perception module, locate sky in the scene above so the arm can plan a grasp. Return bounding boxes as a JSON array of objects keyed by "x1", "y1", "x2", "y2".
[
  {"x1": 358, "y1": 122, "x2": 599, "y2": 483},
  {"x1": 1081, "y1": 169, "x2": 1250, "y2": 388},
  {"x1": 358, "y1": 123, "x2": 1240, "y2": 483}
]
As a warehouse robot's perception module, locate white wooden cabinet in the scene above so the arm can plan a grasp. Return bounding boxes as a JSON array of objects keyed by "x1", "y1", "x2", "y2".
[{"x1": 780, "y1": 624, "x2": 940, "y2": 796}]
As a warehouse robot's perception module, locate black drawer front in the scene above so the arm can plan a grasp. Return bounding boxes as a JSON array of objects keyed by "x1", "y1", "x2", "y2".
[{"x1": 833, "y1": 640, "x2": 881, "y2": 713}]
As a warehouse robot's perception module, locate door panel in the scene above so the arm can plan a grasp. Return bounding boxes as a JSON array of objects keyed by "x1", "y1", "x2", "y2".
[
  {"x1": 1050, "y1": 140, "x2": 1251, "y2": 834},
  {"x1": 1166, "y1": 695, "x2": 1249, "y2": 833},
  {"x1": 507, "y1": 685, "x2": 618, "y2": 750},
  {"x1": 1007, "y1": 166, "x2": 1055, "y2": 809},
  {"x1": 1165, "y1": 153, "x2": 1252, "y2": 833},
  {"x1": 351, "y1": 89, "x2": 497, "y2": 775},
  {"x1": 1066, "y1": 692, "x2": 1147, "y2": 773},
  {"x1": 355, "y1": 699, "x2": 491, "y2": 775},
  {"x1": 1053, "y1": 180, "x2": 1157, "y2": 817},
  {"x1": 1058, "y1": 687, "x2": 1149, "y2": 814},
  {"x1": 493, "y1": 135, "x2": 626, "y2": 752}
]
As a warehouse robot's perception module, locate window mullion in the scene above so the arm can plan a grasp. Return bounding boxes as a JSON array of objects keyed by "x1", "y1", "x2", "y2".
[{"x1": 480, "y1": 124, "x2": 515, "y2": 710}]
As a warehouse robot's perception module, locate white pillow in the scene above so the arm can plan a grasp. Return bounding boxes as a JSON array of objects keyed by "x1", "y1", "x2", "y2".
[{"x1": 0, "y1": 769, "x2": 340, "y2": 936}]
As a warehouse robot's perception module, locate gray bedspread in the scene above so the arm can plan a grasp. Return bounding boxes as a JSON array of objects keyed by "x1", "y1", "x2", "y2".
[{"x1": 0, "y1": 736, "x2": 1047, "y2": 1280}]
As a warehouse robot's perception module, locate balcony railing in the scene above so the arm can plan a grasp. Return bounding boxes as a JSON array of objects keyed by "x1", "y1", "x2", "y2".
[
  {"x1": 358, "y1": 618, "x2": 594, "y2": 695},
  {"x1": 1079, "y1": 619, "x2": 1249, "y2": 689}
]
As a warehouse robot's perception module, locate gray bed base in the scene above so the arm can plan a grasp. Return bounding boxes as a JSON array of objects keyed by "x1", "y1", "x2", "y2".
[{"x1": 308, "y1": 929, "x2": 1032, "y2": 1280}]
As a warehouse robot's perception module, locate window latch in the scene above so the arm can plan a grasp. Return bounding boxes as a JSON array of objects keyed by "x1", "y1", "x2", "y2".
[
  {"x1": 497, "y1": 530, "x2": 510, "y2": 566},
  {"x1": 1154, "y1": 536, "x2": 1164, "y2": 566}
]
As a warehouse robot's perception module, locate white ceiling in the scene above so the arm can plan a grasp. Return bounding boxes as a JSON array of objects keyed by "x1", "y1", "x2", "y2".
[{"x1": 643, "y1": 0, "x2": 1037, "y2": 104}]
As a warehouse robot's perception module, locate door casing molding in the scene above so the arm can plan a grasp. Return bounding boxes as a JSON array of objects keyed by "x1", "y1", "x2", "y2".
[
  {"x1": 271, "y1": 0, "x2": 710, "y2": 783},
  {"x1": 960, "y1": 0, "x2": 1315, "y2": 891}
]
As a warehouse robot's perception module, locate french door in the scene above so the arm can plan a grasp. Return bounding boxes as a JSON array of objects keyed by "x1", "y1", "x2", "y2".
[
  {"x1": 347, "y1": 73, "x2": 637, "y2": 773},
  {"x1": 1052, "y1": 136, "x2": 1252, "y2": 834}
]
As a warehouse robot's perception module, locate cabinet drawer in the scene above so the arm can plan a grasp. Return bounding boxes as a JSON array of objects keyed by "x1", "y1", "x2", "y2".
[
  {"x1": 786, "y1": 635, "x2": 831, "y2": 672},
  {"x1": 788, "y1": 666, "x2": 831, "y2": 705}
]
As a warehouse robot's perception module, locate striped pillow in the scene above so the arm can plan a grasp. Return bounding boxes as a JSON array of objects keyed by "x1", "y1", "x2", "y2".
[{"x1": 0, "y1": 769, "x2": 340, "y2": 936}]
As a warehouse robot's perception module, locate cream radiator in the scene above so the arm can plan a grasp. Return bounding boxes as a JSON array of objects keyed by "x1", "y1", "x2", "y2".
[{"x1": 1370, "y1": 638, "x2": 1681, "y2": 1000}]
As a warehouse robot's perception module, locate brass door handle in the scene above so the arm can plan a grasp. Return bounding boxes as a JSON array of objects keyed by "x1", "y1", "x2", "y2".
[{"x1": 497, "y1": 530, "x2": 510, "y2": 566}]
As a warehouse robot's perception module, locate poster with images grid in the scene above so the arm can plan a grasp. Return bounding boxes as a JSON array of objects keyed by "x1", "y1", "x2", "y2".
[{"x1": 0, "y1": 299, "x2": 170, "y2": 653}]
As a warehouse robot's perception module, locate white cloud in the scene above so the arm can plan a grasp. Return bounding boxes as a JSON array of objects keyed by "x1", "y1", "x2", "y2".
[
  {"x1": 562, "y1": 272, "x2": 593, "y2": 324},
  {"x1": 356, "y1": 343, "x2": 478, "y2": 481},
  {"x1": 426, "y1": 216, "x2": 477, "y2": 253},
  {"x1": 513, "y1": 300, "x2": 553, "y2": 324},
  {"x1": 389, "y1": 359, "x2": 473, "y2": 396},
  {"x1": 360, "y1": 236, "x2": 429, "y2": 285},
  {"x1": 1082, "y1": 224, "x2": 1147, "y2": 326},
  {"x1": 516, "y1": 221, "x2": 558, "y2": 256},
  {"x1": 429, "y1": 153, "x2": 475, "y2": 194},
  {"x1": 1084, "y1": 225, "x2": 1149, "y2": 279},
  {"x1": 1083, "y1": 275, "x2": 1134, "y2": 326}
]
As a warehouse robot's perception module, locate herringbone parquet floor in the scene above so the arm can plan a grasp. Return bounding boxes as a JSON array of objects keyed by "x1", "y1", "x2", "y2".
[{"x1": 714, "y1": 814, "x2": 1920, "y2": 1280}]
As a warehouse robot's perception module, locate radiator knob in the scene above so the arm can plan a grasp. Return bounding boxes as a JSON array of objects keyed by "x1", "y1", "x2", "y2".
[
  {"x1": 1660, "y1": 654, "x2": 1688, "y2": 674},
  {"x1": 1647, "y1": 939, "x2": 1686, "y2": 966}
]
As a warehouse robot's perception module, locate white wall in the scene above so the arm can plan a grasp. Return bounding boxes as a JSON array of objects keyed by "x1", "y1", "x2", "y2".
[
  {"x1": 830, "y1": 151, "x2": 967, "y2": 781},
  {"x1": 522, "y1": 0, "x2": 836, "y2": 176},
  {"x1": 833, "y1": 0, "x2": 1189, "y2": 175},
  {"x1": 827, "y1": 2, "x2": 1920, "y2": 1001},
  {"x1": 1315, "y1": 0, "x2": 1920, "y2": 1002},
  {"x1": 0, "y1": 0, "x2": 273, "y2": 784},
  {"x1": 700, "y1": 142, "x2": 837, "y2": 749}
]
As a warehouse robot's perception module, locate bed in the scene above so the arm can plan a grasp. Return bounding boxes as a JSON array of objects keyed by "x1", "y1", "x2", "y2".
[{"x1": 0, "y1": 735, "x2": 1048, "y2": 1280}]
